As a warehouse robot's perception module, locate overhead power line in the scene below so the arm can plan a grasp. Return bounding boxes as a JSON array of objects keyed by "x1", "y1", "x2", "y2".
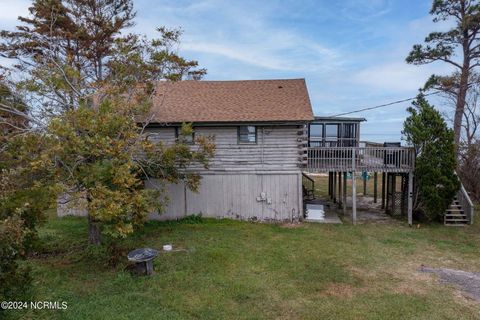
[{"x1": 327, "y1": 91, "x2": 442, "y2": 117}]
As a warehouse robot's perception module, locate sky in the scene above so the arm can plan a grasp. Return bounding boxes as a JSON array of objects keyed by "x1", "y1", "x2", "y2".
[{"x1": 0, "y1": 0, "x2": 456, "y2": 142}]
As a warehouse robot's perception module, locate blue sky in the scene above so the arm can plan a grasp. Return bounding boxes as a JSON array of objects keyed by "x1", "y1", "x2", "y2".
[{"x1": 1, "y1": 0, "x2": 455, "y2": 142}]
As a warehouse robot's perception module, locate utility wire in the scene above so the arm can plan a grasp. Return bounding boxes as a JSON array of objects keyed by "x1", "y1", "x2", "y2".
[{"x1": 327, "y1": 91, "x2": 442, "y2": 117}]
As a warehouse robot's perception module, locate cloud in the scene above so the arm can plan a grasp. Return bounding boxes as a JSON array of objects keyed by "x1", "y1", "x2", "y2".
[
  {"x1": 182, "y1": 36, "x2": 342, "y2": 73},
  {"x1": 343, "y1": 13, "x2": 458, "y2": 94},
  {"x1": 340, "y1": 0, "x2": 392, "y2": 22},
  {"x1": 0, "y1": 0, "x2": 30, "y2": 26},
  {"x1": 350, "y1": 61, "x2": 453, "y2": 92},
  {"x1": 135, "y1": 0, "x2": 346, "y2": 73}
]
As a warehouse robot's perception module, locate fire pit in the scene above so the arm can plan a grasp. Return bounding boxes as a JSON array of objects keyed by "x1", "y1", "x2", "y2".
[{"x1": 127, "y1": 248, "x2": 158, "y2": 276}]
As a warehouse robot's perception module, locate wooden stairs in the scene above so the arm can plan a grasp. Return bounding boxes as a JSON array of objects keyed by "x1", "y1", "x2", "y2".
[{"x1": 444, "y1": 197, "x2": 469, "y2": 226}]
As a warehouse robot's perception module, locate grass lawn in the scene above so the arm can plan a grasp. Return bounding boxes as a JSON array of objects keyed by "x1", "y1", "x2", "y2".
[{"x1": 7, "y1": 211, "x2": 480, "y2": 320}]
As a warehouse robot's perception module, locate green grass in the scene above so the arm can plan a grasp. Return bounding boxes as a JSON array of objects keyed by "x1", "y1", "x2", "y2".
[{"x1": 7, "y1": 215, "x2": 480, "y2": 320}]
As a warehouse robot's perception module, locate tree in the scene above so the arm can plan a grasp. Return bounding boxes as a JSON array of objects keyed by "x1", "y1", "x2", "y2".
[
  {"x1": 0, "y1": 83, "x2": 54, "y2": 302},
  {"x1": 424, "y1": 72, "x2": 480, "y2": 200},
  {"x1": 0, "y1": 0, "x2": 212, "y2": 245},
  {"x1": 47, "y1": 94, "x2": 214, "y2": 244},
  {"x1": 458, "y1": 140, "x2": 480, "y2": 200},
  {"x1": 0, "y1": 0, "x2": 205, "y2": 115},
  {"x1": 403, "y1": 94, "x2": 460, "y2": 221},
  {"x1": 406, "y1": 0, "x2": 480, "y2": 148},
  {"x1": 0, "y1": 81, "x2": 27, "y2": 141}
]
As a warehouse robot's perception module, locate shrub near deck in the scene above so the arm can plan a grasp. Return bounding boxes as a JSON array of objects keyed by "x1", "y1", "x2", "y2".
[{"x1": 12, "y1": 216, "x2": 480, "y2": 320}]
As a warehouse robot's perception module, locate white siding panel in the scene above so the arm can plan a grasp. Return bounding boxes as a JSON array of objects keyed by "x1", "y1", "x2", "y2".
[
  {"x1": 147, "y1": 173, "x2": 302, "y2": 222},
  {"x1": 147, "y1": 180, "x2": 186, "y2": 221}
]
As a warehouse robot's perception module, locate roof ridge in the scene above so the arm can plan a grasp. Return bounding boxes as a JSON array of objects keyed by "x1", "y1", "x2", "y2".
[{"x1": 156, "y1": 78, "x2": 305, "y2": 83}]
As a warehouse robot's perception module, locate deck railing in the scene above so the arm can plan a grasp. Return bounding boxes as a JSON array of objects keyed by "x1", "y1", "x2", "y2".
[
  {"x1": 306, "y1": 147, "x2": 415, "y2": 173},
  {"x1": 458, "y1": 181, "x2": 475, "y2": 225}
]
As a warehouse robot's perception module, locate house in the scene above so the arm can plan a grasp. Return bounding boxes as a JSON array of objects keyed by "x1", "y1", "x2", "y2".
[
  {"x1": 58, "y1": 78, "x2": 474, "y2": 225},
  {"x1": 144, "y1": 79, "x2": 313, "y2": 222},
  {"x1": 143, "y1": 79, "x2": 421, "y2": 225}
]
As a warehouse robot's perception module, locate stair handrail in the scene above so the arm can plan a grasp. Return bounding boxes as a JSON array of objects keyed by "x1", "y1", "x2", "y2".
[
  {"x1": 455, "y1": 172, "x2": 475, "y2": 225},
  {"x1": 302, "y1": 172, "x2": 315, "y2": 195},
  {"x1": 459, "y1": 182, "x2": 475, "y2": 225}
]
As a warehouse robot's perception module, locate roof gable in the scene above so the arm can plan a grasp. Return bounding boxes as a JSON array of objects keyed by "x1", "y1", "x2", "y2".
[{"x1": 150, "y1": 79, "x2": 314, "y2": 123}]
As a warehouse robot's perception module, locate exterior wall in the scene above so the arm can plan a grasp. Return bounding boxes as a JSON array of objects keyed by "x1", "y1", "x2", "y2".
[
  {"x1": 145, "y1": 125, "x2": 303, "y2": 171},
  {"x1": 145, "y1": 124, "x2": 305, "y2": 221},
  {"x1": 147, "y1": 171, "x2": 302, "y2": 222},
  {"x1": 57, "y1": 191, "x2": 88, "y2": 217},
  {"x1": 57, "y1": 125, "x2": 305, "y2": 221}
]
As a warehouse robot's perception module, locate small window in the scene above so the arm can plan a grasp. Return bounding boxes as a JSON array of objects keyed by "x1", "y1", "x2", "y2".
[
  {"x1": 175, "y1": 127, "x2": 194, "y2": 144},
  {"x1": 325, "y1": 124, "x2": 339, "y2": 138},
  {"x1": 309, "y1": 124, "x2": 323, "y2": 138},
  {"x1": 238, "y1": 126, "x2": 257, "y2": 143}
]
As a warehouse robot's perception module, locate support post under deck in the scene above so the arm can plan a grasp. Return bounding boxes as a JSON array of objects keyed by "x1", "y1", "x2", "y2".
[
  {"x1": 363, "y1": 174, "x2": 367, "y2": 196},
  {"x1": 408, "y1": 172, "x2": 413, "y2": 226},
  {"x1": 351, "y1": 149, "x2": 357, "y2": 225},
  {"x1": 338, "y1": 171, "x2": 342, "y2": 208},
  {"x1": 328, "y1": 172, "x2": 331, "y2": 198},
  {"x1": 343, "y1": 172, "x2": 347, "y2": 215},
  {"x1": 333, "y1": 172, "x2": 337, "y2": 203},
  {"x1": 381, "y1": 172, "x2": 386, "y2": 209},
  {"x1": 373, "y1": 172, "x2": 378, "y2": 203},
  {"x1": 352, "y1": 171, "x2": 357, "y2": 225}
]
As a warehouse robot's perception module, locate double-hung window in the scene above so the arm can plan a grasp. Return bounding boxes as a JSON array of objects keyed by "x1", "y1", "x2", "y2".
[{"x1": 238, "y1": 126, "x2": 257, "y2": 144}]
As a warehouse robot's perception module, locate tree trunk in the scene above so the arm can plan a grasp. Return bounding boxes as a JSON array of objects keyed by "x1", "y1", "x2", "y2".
[
  {"x1": 86, "y1": 191, "x2": 101, "y2": 245},
  {"x1": 454, "y1": 32, "x2": 471, "y2": 151},
  {"x1": 454, "y1": 67, "x2": 469, "y2": 149},
  {"x1": 88, "y1": 214, "x2": 101, "y2": 245}
]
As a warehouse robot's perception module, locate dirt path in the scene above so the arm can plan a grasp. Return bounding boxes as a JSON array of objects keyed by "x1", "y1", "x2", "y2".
[{"x1": 420, "y1": 266, "x2": 480, "y2": 300}]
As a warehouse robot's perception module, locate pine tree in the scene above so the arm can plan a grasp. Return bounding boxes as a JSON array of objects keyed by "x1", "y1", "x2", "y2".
[
  {"x1": 403, "y1": 95, "x2": 460, "y2": 221},
  {"x1": 0, "y1": 0, "x2": 211, "y2": 245},
  {"x1": 406, "y1": 0, "x2": 480, "y2": 149}
]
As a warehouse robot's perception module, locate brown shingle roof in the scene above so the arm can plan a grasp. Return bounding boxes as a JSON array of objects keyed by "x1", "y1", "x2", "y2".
[{"x1": 150, "y1": 79, "x2": 314, "y2": 123}]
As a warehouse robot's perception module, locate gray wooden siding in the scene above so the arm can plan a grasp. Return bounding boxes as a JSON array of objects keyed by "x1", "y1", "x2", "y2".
[
  {"x1": 145, "y1": 125, "x2": 302, "y2": 171},
  {"x1": 147, "y1": 172, "x2": 302, "y2": 222}
]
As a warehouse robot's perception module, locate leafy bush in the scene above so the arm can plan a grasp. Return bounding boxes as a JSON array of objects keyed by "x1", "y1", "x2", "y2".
[
  {"x1": 0, "y1": 133, "x2": 54, "y2": 303},
  {"x1": 0, "y1": 215, "x2": 32, "y2": 302}
]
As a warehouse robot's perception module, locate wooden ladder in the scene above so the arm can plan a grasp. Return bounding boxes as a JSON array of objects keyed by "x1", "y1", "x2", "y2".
[{"x1": 444, "y1": 197, "x2": 469, "y2": 226}]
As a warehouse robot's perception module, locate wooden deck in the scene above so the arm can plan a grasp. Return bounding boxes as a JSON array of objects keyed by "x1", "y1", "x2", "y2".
[{"x1": 304, "y1": 147, "x2": 415, "y2": 173}]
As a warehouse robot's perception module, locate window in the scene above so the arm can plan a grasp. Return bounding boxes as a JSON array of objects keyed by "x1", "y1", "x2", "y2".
[
  {"x1": 308, "y1": 124, "x2": 323, "y2": 147},
  {"x1": 340, "y1": 123, "x2": 357, "y2": 146},
  {"x1": 238, "y1": 126, "x2": 257, "y2": 143},
  {"x1": 342, "y1": 124, "x2": 355, "y2": 139},
  {"x1": 175, "y1": 127, "x2": 194, "y2": 144},
  {"x1": 325, "y1": 124, "x2": 339, "y2": 138},
  {"x1": 309, "y1": 124, "x2": 323, "y2": 138}
]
